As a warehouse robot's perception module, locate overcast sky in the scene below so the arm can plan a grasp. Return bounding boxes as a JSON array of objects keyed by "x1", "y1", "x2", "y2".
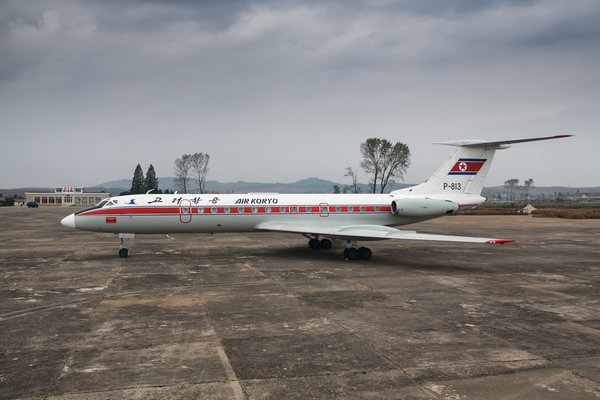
[{"x1": 1, "y1": 0, "x2": 599, "y2": 189}]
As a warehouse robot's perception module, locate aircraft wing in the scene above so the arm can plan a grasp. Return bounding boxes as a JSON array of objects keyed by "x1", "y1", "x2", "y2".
[{"x1": 255, "y1": 222, "x2": 514, "y2": 244}]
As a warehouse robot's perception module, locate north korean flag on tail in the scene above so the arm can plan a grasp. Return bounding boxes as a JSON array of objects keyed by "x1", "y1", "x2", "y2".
[{"x1": 448, "y1": 158, "x2": 487, "y2": 175}]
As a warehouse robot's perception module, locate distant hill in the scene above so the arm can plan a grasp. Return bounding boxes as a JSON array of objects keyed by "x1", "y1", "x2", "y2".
[{"x1": 91, "y1": 177, "x2": 413, "y2": 195}]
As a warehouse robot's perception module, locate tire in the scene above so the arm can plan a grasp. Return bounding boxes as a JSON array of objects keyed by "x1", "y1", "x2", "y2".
[
  {"x1": 319, "y1": 239, "x2": 332, "y2": 250},
  {"x1": 308, "y1": 238, "x2": 320, "y2": 250},
  {"x1": 344, "y1": 248, "x2": 359, "y2": 260},
  {"x1": 358, "y1": 247, "x2": 372, "y2": 260}
]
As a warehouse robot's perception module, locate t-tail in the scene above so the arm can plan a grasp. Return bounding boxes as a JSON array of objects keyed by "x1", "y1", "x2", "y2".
[{"x1": 392, "y1": 135, "x2": 572, "y2": 203}]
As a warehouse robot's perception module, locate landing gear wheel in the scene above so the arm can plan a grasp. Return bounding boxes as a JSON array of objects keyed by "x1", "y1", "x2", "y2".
[
  {"x1": 119, "y1": 248, "x2": 129, "y2": 258},
  {"x1": 308, "y1": 238, "x2": 321, "y2": 250},
  {"x1": 319, "y1": 239, "x2": 332, "y2": 250},
  {"x1": 358, "y1": 247, "x2": 372, "y2": 260},
  {"x1": 343, "y1": 248, "x2": 359, "y2": 260}
]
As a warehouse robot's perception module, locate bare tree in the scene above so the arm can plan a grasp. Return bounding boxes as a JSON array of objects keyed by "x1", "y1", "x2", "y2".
[
  {"x1": 174, "y1": 154, "x2": 192, "y2": 193},
  {"x1": 190, "y1": 153, "x2": 210, "y2": 194},
  {"x1": 504, "y1": 178, "x2": 520, "y2": 201},
  {"x1": 503, "y1": 180, "x2": 510, "y2": 200},
  {"x1": 344, "y1": 167, "x2": 360, "y2": 193},
  {"x1": 360, "y1": 138, "x2": 411, "y2": 193},
  {"x1": 522, "y1": 178, "x2": 534, "y2": 200},
  {"x1": 379, "y1": 141, "x2": 410, "y2": 192}
]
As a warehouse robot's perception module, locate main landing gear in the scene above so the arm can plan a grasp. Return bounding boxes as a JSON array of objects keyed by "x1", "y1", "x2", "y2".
[
  {"x1": 308, "y1": 238, "x2": 332, "y2": 250},
  {"x1": 343, "y1": 246, "x2": 372, "y2": 261},
  {"x1": 306, "y1": 236, "x2": 372, "y2": 261}
]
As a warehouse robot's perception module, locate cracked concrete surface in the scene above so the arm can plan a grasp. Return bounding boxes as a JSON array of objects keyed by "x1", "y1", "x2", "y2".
[{"x1": 1, "y1": 208, "x2": 600, "y2": 399}]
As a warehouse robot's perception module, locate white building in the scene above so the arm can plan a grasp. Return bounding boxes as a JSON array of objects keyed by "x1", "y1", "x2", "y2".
[{"x1": 25, "y1": 186, "x2": 109, "y2": 207}]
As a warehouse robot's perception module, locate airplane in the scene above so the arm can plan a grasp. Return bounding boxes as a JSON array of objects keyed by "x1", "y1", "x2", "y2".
[{"x1": 61, "y1": 135, "x2": 571, "y2": 259}]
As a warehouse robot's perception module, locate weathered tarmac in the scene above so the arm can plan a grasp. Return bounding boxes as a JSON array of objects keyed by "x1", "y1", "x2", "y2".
[{"x1": 1, "y1": 207, "x2": 600, "y2": 399}]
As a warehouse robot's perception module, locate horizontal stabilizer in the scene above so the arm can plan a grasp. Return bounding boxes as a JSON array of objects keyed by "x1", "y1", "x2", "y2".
[
  {"x1": 256, "y1": 222, "x2": 514, "y2": 244},
  {"x1": 434, "y1": 135, "x2": 572, "y2": 149}
]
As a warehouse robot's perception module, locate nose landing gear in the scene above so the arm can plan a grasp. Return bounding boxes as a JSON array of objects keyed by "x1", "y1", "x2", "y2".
[{"x1": 118, "y1": 233, "x2": 135, "y2": 257}]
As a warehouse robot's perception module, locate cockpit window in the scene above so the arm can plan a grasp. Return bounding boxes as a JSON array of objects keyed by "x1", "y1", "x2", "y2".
[{"x1": 76, "y1": 199, "x2": 112, "y2": 215}]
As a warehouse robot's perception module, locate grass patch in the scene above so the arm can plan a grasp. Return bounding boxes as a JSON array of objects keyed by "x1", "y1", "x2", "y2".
[{"x1": 462, "y1": 203, "x2": 600, "y2": 219}]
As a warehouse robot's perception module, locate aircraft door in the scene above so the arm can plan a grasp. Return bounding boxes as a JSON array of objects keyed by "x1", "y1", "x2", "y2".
[
  {"x1": 179, "y1": 199, "x2": 192, "y2": 223},
  {"x1": 319, "y1": 203, "x2": 329, "y2": 217}
]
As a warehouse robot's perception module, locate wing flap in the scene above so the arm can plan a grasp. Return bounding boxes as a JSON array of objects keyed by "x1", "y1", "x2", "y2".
[{"x1": 255, "y1": 222, "x2": 514, "y2": 244}]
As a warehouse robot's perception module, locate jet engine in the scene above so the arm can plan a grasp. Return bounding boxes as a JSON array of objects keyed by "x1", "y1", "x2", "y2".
[{"x1": 391, "y1": 198, "x2": 459, "y2": 218}]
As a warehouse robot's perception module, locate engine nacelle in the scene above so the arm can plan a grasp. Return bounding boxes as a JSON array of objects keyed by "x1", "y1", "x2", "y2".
[{"x1": 391, "y1": 198, "x2": 459, "y2": 218}]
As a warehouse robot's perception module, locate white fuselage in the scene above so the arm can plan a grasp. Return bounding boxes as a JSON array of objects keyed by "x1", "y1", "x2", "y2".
[{"x1": 67, "y1": 192, "x2": 484, "y2": 235}]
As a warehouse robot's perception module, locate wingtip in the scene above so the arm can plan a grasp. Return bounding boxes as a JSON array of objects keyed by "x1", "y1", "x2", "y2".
[{"x1": 485, "y1": 239, "x2": 516, "y2": 245}]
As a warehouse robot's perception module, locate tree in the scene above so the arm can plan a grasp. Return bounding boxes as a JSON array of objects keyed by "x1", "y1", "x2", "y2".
[
  {"x1": 190, "y1": 153, "x2": 210, "y2": 193},
  {"x1": 175, "y1": 153, "x2": 210, "y2": 194},
  {"x1": 130, "y1": 164, "x2": 145, "y2": 194},
  {"x1": 344, "y1": 167, "x2": 360, "y2": 193},
  {"x1": 144, "y1": 164, "x2": 159, "y2": 193},
  {"x1": 174, "y1": 154, "x2": 192, "y2": 193},
  {"x1": 360, "y1": 138, "x2": 411, "y2": 193},
  {"x1": 522, "y1": 178, "x2": 534, "y2": 200},
  {"x1": 503, "y1": 178, "x2": 520, "y2": 201},
  {"x1": 503, "y1": 180, "x2": 511, "y2": 200}
]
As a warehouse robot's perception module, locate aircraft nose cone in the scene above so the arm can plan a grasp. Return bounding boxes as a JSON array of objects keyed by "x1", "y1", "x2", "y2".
[{"x1": 61, "y1": 214, "x2": 76, "y2": 229}]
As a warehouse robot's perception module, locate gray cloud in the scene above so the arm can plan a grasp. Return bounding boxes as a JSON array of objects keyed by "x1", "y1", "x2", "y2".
[{"x1": 1, "y1": 0, "x2": 598, "y2": 188}]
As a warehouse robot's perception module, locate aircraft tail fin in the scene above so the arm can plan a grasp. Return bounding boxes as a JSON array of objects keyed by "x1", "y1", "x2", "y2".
[{"x1": 392, "y1": 135, "x2": 572, "y2": 196}]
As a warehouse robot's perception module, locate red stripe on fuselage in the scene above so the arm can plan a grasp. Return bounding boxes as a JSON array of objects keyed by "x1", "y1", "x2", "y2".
[
  {"x1": 77, "y1": 205, "x2": 393, "y2": 217},
  {"x1": 78, "y1": 207, "x2": 178, "y2": 216}
]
